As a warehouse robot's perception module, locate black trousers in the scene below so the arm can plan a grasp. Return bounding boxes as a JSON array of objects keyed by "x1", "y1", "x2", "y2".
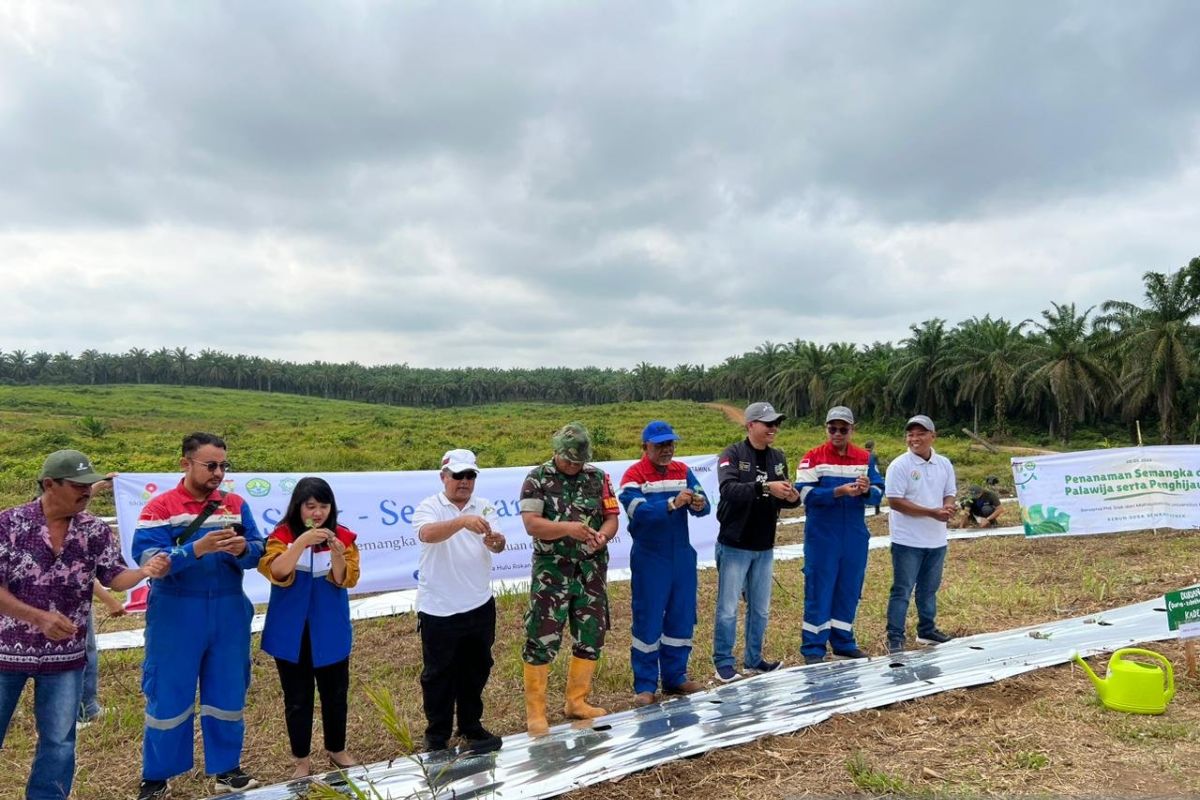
[
  {"x1": 274, "y1": 626, "x2": 350, "y2": 758},
  {"x1": 418, "y1": 597, "x2": 496, "y2": 740}
]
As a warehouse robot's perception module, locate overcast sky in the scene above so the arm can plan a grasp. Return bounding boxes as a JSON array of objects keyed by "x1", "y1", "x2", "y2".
[{"x1": 2, "y1": 1, "x2": 1198, "y2": 369}]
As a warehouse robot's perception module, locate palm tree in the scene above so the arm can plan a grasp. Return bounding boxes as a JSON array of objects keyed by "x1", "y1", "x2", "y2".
[
  {"x1": 943, "y1": 316, "x2": 1030, "y2": 436},
  {"x1": 1021, "y1": 303, "x2": 1114, "y2": 441},
  {"x1": 5, "y1": 349, "x2": 30, "y2": 382},
  {"x1": 30, "y1": 351, "x2": 52, "y2": 382},
  {"x1": 78, "y1": 349, "x2": 100, "y2": 385},
  {"x1": 768, "y1": 340, "x2": 832, "y2": 419},
  {"x1": 126, "y1": 347, "x2": 150, "y2": 383},
  {"x1": 836, "y1": 342, "x2": 897, "y2": 421},
  {"x1": 890, "y1": 319, "x2": 952, "y2": 418},
  {"x1": 1097, "y1": 266, "x2": 1200, "y2": 443},
  {"x1": 171, "y1": 347, "x2": 192, "y2": 383}
]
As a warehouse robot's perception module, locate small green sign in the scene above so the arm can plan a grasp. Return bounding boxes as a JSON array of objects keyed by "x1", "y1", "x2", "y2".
[{"x1": 1164, "y1": 584, "x2": 1200, "y2": 638}]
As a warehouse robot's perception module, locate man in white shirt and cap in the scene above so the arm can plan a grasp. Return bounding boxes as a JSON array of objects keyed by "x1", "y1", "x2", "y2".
[
  {"x1": 884, "y1": 415, "x2": 957, "y2": 654},
  {"x1": 412, "y1": 449, "x2": 506, "y2": 754}
]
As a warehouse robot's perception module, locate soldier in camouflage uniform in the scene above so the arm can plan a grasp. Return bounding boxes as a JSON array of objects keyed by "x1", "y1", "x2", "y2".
[{"x1": 518, "y1": 422, "x2": 619, "y2": 735}]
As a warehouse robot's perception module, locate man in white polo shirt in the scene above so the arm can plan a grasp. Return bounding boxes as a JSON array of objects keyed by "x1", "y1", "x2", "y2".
[
  {"x1": 412, "y1": 449, "x2": 506, "y2": 754},
  {"x1": 884, "y1": 415, "x2": 957, "y2": 655}
]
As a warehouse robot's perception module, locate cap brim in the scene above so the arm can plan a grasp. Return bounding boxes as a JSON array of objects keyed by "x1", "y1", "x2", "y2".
[
  {"x1": 58, "y1": 472, "x2": 106, "y2": 484},
  {"x1": 444, "y1": 463, "x2": 478, "y2": 474},
  {"x1": 645, "y1": 433, "x2": 679, "y2": 444},
  {"x1": 751, "y1": 414, "x2": 785, "y2": 423}
]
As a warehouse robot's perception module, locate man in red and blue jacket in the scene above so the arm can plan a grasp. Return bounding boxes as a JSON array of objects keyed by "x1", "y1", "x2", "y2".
[
  {"x1": 131, "y1": 433, "x2": 264, "y2": 800},
  {"x1": 618, "y1": 421, "x2": 710, "y2": 706},
  {"x1": 795, "y1": 407, "x2": 883, "y2": 665}
]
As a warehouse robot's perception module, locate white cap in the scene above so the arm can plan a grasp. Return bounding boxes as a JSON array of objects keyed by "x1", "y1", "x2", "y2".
[
  {"x1": 440, "y1": 448, "x2": 479, "y2": 473},
  {"x1": 905, "y1": 414, "x2": 936, "y2": 432},
  {"x1": 826, "y1": 406, "x2": 855, "y2": 425}
]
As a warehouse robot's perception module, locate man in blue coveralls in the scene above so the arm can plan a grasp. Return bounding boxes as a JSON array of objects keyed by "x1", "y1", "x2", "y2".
[
  {"x1": 619, "y1": 421, "x2": 710, "y2": 706},
  {"x1": 795, "y1": 407, "x2": 883, "y2": 665},
  {"x1": 131, "y1": 433, "x2": 265, "y2": 799}
]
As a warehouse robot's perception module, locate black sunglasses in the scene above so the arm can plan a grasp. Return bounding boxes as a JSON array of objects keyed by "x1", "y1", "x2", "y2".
[
  {"x1": 189, "y1": 458, "x2": 232, "y2": 472},
  {"x1": 826, "y1": 425, "x2": 851, "y2": 434},
  {"x1": 758, "y1": 420, "x2": 781, "y2": 429},
  {"x1": 450, "y1": 471, "x2": 478, "y2": 481}
]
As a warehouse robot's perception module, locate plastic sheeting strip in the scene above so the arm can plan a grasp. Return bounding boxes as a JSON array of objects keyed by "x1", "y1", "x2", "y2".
[{"x1": 213, "y1": 597, "x2": 1175, "y2": 800}]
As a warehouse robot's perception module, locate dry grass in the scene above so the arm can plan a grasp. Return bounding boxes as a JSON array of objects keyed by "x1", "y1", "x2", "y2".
[{"x1": 1, "y1": 525, "x2": 1198, "y2": 799}]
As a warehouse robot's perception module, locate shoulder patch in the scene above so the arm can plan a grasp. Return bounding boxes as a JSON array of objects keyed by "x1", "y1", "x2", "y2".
[{"x1": 738, "y1": 461, "x2": 751, "y2": 471}]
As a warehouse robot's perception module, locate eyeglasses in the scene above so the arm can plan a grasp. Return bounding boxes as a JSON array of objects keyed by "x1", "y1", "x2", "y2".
[
  {"x1": 758, "y1": 420, "x2": 781, "y2": 429},
  {"x1": 450, "y1": 471, "x2": 478, "y2": 481},
  {"x1": 189, "y1": 459, "x2": 232, "y2": 472},
  {"x1": 826, "y1": 425, "x2": 851, "y2": 434}
]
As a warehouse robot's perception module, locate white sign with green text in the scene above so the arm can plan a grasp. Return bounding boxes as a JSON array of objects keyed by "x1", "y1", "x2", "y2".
[{"x1": 1011, "y1": 445, "x2": 1200, "y2": 537}]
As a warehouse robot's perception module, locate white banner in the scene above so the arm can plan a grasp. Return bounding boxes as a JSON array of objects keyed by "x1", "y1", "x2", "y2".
[
  {"x1": 1011, "y1": 445, "x2": 1200, "y2": 537},
  {"x1": 113, "y1": 455, "x2": 720, "y2": 604}
]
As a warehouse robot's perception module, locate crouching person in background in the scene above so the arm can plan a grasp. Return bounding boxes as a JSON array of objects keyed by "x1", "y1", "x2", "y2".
[
  {"x1": 259, "y1": 477, "x2": 360, "y2": 779},
  {"x1": 412, "y1": 449, "x2": 506, "y2": 755}
]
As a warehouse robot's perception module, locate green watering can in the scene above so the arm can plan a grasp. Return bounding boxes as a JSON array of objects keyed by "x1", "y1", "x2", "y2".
[{"x1": 1072, "y1": 648, "x2": 1175, "y2": 715}]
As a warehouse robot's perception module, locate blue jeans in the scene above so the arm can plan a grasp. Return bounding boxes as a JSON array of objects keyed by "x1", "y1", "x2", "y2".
[
  {"x1": 78, "y1": 610, "x2": 100, "y2": 722},
  {"x1": 0, "y1": 668, "x2": 85, "y2": 800},
  {"x1": 886, "y1": 543, "x2": 947, "y2": 640},
  {"x1": 712, "y1": 542, "x2": 774, "y2": 670}
]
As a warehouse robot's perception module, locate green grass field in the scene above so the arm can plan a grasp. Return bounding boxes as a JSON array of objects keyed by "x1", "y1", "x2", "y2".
[{"x1": 0, "y1": 385, "x2": 1024, "y2": 511}]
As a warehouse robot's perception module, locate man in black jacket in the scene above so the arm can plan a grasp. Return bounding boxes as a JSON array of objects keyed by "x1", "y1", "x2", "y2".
[{"x1": 711, "y1": 402, "x2": 801, "y2": 682}]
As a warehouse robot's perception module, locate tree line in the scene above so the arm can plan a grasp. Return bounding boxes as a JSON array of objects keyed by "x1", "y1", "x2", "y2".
[{"x1": 4, "y1": 258, "x2": 1199, "y2": 443}]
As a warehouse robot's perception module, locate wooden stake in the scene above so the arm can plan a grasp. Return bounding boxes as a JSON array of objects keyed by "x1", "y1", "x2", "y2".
[
  {"x1": 1187, "y1": 639, "x2": 1198, "y2": 680},
  {"x1": 1136, "y1": 420, "x2": 1144, "y2": 447}
]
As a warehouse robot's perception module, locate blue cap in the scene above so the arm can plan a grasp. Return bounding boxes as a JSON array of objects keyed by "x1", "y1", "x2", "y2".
[{"x1": 642, "y1": 420, "x2": 680, "y2": 444}]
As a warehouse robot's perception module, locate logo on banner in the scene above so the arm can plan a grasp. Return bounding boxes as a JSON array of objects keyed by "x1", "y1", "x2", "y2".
[
  {"x1": 279, "y1": 478, "x2": 297, "y2": 494},
  {"x1": 245, "y1": 478, "x2": 271, "y2": 497},
  {"x1": 1014, "y1": 461, "x2": 1038, "y2": 488},
  {"x1": 1021, "y1": 503, "x2": 1071, "y2": 536},
  {"x1": 221, "y1": 479, "x2": 235, "y2": 492},
  {"x1": 141, "y1": 482, "x2": 158, "y2": 500}
]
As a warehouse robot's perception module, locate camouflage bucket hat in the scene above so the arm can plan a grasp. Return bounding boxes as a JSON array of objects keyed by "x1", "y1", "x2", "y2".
[{"x1": 552, "y1": 421, "x2": 593, "y2": 464}]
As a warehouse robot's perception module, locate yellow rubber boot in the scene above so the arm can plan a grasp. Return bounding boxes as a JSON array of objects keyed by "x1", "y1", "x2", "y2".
[
  {"x1": 523, "y1": 663, "x2": 550, "y2": 735},
  {"x1": 563, "y1": 656, "x2": 608, "y2": 719}
]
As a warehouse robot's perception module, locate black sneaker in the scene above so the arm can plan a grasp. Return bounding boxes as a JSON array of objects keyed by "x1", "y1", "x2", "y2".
[
  {"x1": 137, "y1": 780, "x2": 169, "y2": 800},
  {"x1": 832, "y1": 647, "x2": 869, "y2": 660},
  {"x1": 214, "y1": 768, "x2": 259, "y2": 794},
  {"x1": 459, "y1": 728, "x2": 503, "y2": 754},
  {"x1": 916, "y1": 629, "x2": 952, "y2": 645},
  {"x1": 423, "y1": 734, "x2": 450, "y2": 752},
  {"x1": 746, "y1": 659, "x2": 782, "y2": 673},
  {"x1": 887, "y1": 637, "x2": 906, "y2": 655},
  {"x1": 803, "y1": 654, "x2": 826, "y2": 665}
]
